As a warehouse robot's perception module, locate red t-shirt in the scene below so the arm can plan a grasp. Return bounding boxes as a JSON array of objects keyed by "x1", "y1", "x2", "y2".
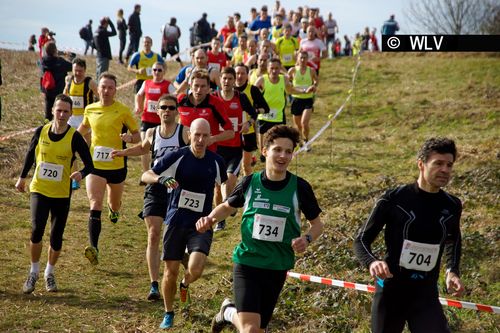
[
  {"x1": 207, "y1": 51, "x2": 228, "y2": 71},
  {"x1": 177, "y1": 93, "x2": 233, "y2": 152},
  {"x1": 219, "y1": 26, "x2": 236, "y2": 43},
  {"x1": 212, "y1": 91, "x2": 244, "y2": 148},
  {"x1": 141, "y1": 79, "x2": 174, "y2": 124}
]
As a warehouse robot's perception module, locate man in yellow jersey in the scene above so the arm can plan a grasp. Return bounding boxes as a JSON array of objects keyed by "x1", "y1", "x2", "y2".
[
  {"x1": 275, "y1": 23, "x2": 299, "y2": 71},
  {"x1": 288, "y1": 51, "x2": 318, "y2": 150},
  {"x1": 63, "y1": 57, "x2": 98, "y2": 189},
  {"x1": 230, "y1": 34, "x2": 248, "y2": 66},
  {"x1": 127, "y1": 36, "x2": 164, "y2": 93},
  {"x1": 16, "y1": 94, "x2": 94, "y2": 294},
  {"x1": 78, "y1": 72, "x2": 140, "y2": 265},
  {"x1": 254, "y1": 58, "x2": 307, "y2": 161},
  {"x1": 248, "y1": 52, "x2": 268, "y2": 86}
]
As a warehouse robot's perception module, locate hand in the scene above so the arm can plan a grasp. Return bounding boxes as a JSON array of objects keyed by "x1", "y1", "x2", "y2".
[
  {"x1": 196, "y1": 216, "x2": 217, "y2": 233},
  {"x1": 120, "y1": 133, "x2": 132, "y2": 143},
  {"x1": 70, "y1": 171, "x2": 82, "y2": 182},
  {"x1": 111, "y1": 150, "x2": 125, "y2": 158},
  {"x1": 306, "y1": 85, "x2": 316, "y2": 94},
  {"x1": 446, "y1": 271, "x2": 464, "y2": 297},
  {"x1": 241, "y1": 121, "x2": 250, "y2": 134},
  {"x1": 15, "y1": 178, "x2": 26, "y2": 192},
  {"x1": 139, "y1": 67, "x2": 147, "y2": 75},
  {"x1": 291, "y1": 236, "x2": 308, "y2": 253},
  {"x1": 134, "y1": 107, "x2": 142, "y2": 115},
  {"x1": 369, "y1": 260, "x2": 393, "y2": 280},
  {"x1": 158, "y1": 176, "x2": 179, "y2": 189}
]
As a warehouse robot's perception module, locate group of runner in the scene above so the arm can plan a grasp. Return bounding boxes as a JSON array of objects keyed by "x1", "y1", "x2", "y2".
[{"x1": 15, "y1": 5, "x2": 465, "y2": 332}]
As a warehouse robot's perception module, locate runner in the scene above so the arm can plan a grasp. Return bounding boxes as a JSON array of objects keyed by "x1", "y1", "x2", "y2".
[
  {"x1": 288, "y1": 51, "x2": 318, "y2": 150},
  {"x1": 234, "y1": 63, "x2": 270, "y2": 176},
  {"x1": 175, "y1": 49, "x2": 220, "y2": 94},
  {"x1": 77, "y1": 72, "x2": 140, "y2": 265},
  {"x1": 16, "y1": 94, "x2": 94, "y2": 294},
  {"x1": 275, "y1": 23, "x2": 299, "y2": 71},
  {"x1": 177, "y1": 69, "x2": 234, "y2": 153},
  {"x1": 63, "y1": 57, "x2": 98, "y2": 190},
  {"x1": 354, "y1": 137, "x2": 464, "y2": 333},
  {"x1": 196, "y1": 125, "x2": 323, "y2": 333},
  {"x1": 212, "y1": 66, "x2": 257, "y2": 231},
  {"x1": 112, "y1": 94, "x2": 189, "y2": 301},
  {"x1": 135, "y1": 61, "x2": 176, "y2": 175},
  {"x1": 127, "y1": 36, "x2": 164, "y2": 93},
  {"x1": 299, "y1": 26, "x2": 327, "y2": 75},
  {"x1": 141, "y1": 118, "x2": 227, "y2": 329},
  {"x1": 254, "y1": 58, "x2": 307, "y2": 161}
]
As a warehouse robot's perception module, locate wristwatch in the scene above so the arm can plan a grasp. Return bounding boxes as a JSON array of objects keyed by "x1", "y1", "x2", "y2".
[{"x1": 305, "y1": 234, "x2": 313, "y2": 244}]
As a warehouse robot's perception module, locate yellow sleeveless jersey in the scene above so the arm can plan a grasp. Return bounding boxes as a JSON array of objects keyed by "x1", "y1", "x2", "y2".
[
  {"x1": 83, "y1": 101, "x2": 139, "y2": 170},
  {"x1": 275, "y1": 36, "x2": 299, "y2": 67},
  {"x1": 292, "y1": 66, "x2": 314, "y2": 99},
  {"x1": 30, "y1": 123, "x2": 76, "y2": 198},
  {"x1": 137, "y1": 51, "x2": 159, "y2": 80},
  {"x1": 259, "y1": 75, "x2": 285, "y2": 123},
  {"x1": 67, "y1": 77, "x2": 93, "y2": 116}
]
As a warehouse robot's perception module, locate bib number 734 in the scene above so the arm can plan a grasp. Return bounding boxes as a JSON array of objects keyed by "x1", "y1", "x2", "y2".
[{"x1": 252, "y1": 214, "x2": 285, "y2": 242}]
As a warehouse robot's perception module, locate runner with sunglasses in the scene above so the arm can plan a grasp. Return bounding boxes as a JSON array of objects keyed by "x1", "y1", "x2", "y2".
[
  {"x1": 135, "y1": 62, "x2": 176, "y2": 176},
  {"x1": 112, "y1": 94, "x2": 189, "y2": 301}
]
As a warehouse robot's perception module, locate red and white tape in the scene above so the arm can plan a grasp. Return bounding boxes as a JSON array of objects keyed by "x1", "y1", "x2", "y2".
[
  {"x1": 287, "y1": 272, "x2": 500, "y2": 314},
  {"x1": 0, "y1": 127, "x2": 37, "y2": 142}
]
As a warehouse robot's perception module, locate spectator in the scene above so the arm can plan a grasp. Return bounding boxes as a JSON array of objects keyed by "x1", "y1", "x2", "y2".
[
  {"x1": 83, "y1": 20, "x2": 94, "y2": 56},
  {"x1": 324, "y1": 12, "x2": 338, "y2": 58},
  {"x1": 38, "y1": 27, "x2": 54, "y2": 58},
  {"x1": 333, "y1": 38, "x2": 342, "y2": 57},
  {"x1": 210, "y1": 23, "x2": 218, "y2": 40},
  {"x1": 94, "y1": 17, "x2": 117, "y2": 79},
  {"x1": 126, "y1": 4, "x2": 142, "y2": 62},
  {"x1": 194, "y1": 13, "x2": 212, "y2": 45},
  {"x1": 343, "y1": 35, "x2": 352, "y2": 56},
  {"x1": 382, "y1": 14, "x2": 399, "y2": 35},
  {"x1": 370, "y1": 28, "x2": 379, "y2": 51},
  {"x1": 40, "y1": 42, "x2": 72, "y2": 121},
  {"x1": 117, "y1": 9, "x2": 127, "y2": 64},
  {"x1": 361, "y1": 27, "x2": 370, "y2": 51},
  {"x1": 161, "y1": 17, "x2": 183, "y2": 68},
  {"x1": 28, "y1": 34, "x2": 36, "y2": 52}
]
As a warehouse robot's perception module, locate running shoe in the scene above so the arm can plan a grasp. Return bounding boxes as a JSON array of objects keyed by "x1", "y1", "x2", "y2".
[
  {"x1": 211, "y1": 298, "x2": 235, "y2": 333},
  {"x1": 45, "y1": 273, "x2": 58, "y2": 292},
  {"x1": 214, "y1": 220, "x2": 226, "y2": 232},
  {"x1": 147, "y1": 284, "x2": 161, "y2": 301},
  {"x1": 71, "y1": 179, "x2": 80, "y2": 190},
  {"x1": 22, "y1": 272, "x2": 39, "y2": 294},
  {"x1": 84, "y1": 246, "x2": 99, "y2": 265},
  {"x1": 108, "y1": 205, "x2": 119, "y2": 224},
  {"x1": 179, "y1": 283, "x2": 190, "y2": 308},
  {"x1": 159, "y1": 312, "x2": 174, "y2": 329}
]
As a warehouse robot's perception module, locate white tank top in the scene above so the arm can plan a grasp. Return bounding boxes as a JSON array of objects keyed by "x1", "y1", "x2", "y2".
[{"x1": 151, "y1": 124, "x2": 185, "y2": 166}]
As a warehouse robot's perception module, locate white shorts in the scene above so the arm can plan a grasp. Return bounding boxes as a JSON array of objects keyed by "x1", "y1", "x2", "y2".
[{"x1": 68, "y1": 115, "x2": 84, "y2": 129}]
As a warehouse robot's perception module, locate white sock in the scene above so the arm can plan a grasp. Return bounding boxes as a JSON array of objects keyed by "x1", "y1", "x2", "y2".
[
  {"x1": 30, "y1": 262, "x2": 40, "y2": 274},
  {"x1": 44, "y1": 263, "x2": 55, "y2": 277},
  {"x1": 224, "y1": 306, "x2": 237, "y2": 323}
]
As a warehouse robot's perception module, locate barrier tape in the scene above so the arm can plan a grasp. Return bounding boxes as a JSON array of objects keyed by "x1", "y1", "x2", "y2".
[
  {"x1": 287, "y1": 272, "x2": 500, "y2": 314},
  {"x1": 295, "y1": 55, "x2": 362, "y2": 155},
  {"x1": 0, "y1": 127, "x2": 37, "y2": 142}
]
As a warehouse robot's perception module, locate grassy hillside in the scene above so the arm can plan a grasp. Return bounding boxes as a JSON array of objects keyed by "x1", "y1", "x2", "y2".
[{"x1": 0, "y1": 48, "x2": 498, "y2": 332}]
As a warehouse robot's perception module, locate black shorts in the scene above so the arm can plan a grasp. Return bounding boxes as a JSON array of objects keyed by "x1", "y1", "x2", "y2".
[
  {"x1": 371, "y1": 279, "x2": 451, "y2": 333},
  {"x1": 134, "y1": 79, "x2": 145, "y2": 94},
  {"x1": 92, "y1": 167, "x2": 127, "y2": 184},
  {"x1": 233, "y1": 263, "x2": 287, "y2": 329},
  {"x1": 291, "y1": 97, "x2": 314, "y2": 116},
  {"x1": 140, "y1": 120, "x2": 159, "y2": 132},
  {"x1": 162, "y1": 223, "x2": 213, "y2": 260},
  {"x1": 143, "y1": 183, "x2": 169, "y2": 218},
  {"x1": 257, "y1": 119, "x2": 285, "y2": 135},
  {"x1": 217, "y1": 145, "x2": 242, "y2": 175},
  {"x1": 242, "y1": 132, "x2": 258, "y2": 152}
]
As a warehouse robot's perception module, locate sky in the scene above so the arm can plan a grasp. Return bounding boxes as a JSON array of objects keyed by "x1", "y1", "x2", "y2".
[{"x1": 0, "y1": 0, "x2": 407, "y2": 60}]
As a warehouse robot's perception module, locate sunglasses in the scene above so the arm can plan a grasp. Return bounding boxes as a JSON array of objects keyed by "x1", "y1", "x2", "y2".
[
  {"x1": 153, "y1": 68, "x2": 163, "y2": 72},
  {"x1": 159, "y1": 105, "x2": 176, "y2": 111}
]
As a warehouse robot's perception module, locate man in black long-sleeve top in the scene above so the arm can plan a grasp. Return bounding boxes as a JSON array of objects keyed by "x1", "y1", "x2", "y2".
[
  {"x1": 125, "y1": 4, "x2": 142, "y2": 62},
  {"x1": 94, "y1": 17, "x2": 116, "y2": 79},
  {"x1": 354, "y1": 137, "x2": 464, "y2": 333}
]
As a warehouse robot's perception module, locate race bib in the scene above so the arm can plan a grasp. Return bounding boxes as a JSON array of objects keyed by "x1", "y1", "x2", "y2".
[
  {"x1": 38, "y1": 162, "x2": 63, "y2": 182},
  {"x1": 229, "y1": 117, "x2": 238, "y2": 132},
  {"x1": 70, "y1": 96, "x2": 84, "y2": 109},
  {"x1": 252, "y1": 213, "x2": 286, "y2": 242},
  {"x1": 93, "y1": 146, "x2": 114, "y2": 162},
  {"x1": 147, "y1": 100, "x2": 157, "y2": 113},
  {"x1": 146, "y1": 67, "x2": 153, "y2": 76},
  {"x1": 208, "y1": 63, "x2": 221, "y2": 71},
  {"x1": 327, "y1": 28, "x2": 336, "y2": 35},
  {"x1": 399, "y1": 240, "x2": 440, "y2": 272},
  {"x1": 178, "y1": 189, "x2": 206, "y2": 213},
  {"x1": 261, "y1": 108, "x2": 278, "y2": 121},
  {"x1": 283, "y1": 53, "x2": 293, "y2": 63}
]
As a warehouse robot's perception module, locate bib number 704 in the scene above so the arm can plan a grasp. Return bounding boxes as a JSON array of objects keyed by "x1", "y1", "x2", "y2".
[{"x1": 408, "y1": 252, "x2": 432, "y2": 266}]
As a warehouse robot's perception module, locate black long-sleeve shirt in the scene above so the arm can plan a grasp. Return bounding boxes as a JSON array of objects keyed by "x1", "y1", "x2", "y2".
[
  {"x1": 94, "y1": 21, "x2": 117, "y2": 59},
  {"x1": 20, "y1": 125, "x2": 94, "y2": 179},
  {"x1": 354, "y1": 183, "x2": 462, "y2": 282},
  {"x1": 128, "y1": 12, "x2": 142, "y2": 36}
]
